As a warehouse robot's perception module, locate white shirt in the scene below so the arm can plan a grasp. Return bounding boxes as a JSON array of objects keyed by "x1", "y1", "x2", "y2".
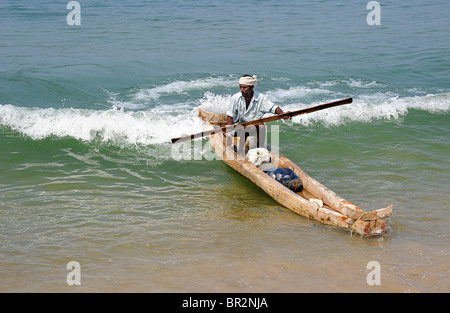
[{"x1": 226, "y1": 90, "x2": 278, "y2": 123}]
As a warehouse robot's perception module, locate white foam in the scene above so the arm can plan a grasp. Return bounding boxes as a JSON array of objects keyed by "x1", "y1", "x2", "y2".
[
  {"x1": 313, "y1": 78, "x2": 384, "y2": 89},
  {"x1": 133, "y1": 76, "x2": 236, "y2": 102},
  {"x1": 287, "y1": 92, "x2": 450, "y2": 126},
  {"x1": 198, "y1": 91, "x2": 230, "y2": 114},
  {"x1": 347, "y1": 78, "x2": 382, "y2": 88},
  {"x1": 0, "y1": 76, "x2": 238, "y2": 146},
  {"x1": 198, "y1": 90, "x2": 449, "y2": 127},
  {"x1": 265, "y1": 86, "x2": 333, "y2": 101},
  {"x1": 0, "y1": 104, "x2": 205, "y2": 146},
  {"x1": 106, "y1": 91, "x2": 148, "y2": 110},
  {"x1": 1, "y1": 90, "x2": 448, "y2": 148}
]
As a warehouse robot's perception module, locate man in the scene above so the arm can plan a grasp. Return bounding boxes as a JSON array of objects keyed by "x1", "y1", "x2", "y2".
[{"x1": 226, "y1": 75, "x2": 288, "y2": 151}]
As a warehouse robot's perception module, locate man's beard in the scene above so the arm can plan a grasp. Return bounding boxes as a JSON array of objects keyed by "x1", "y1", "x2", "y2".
[{"x1": 241, "y1": 89, "x2": 253, "y2": 97}]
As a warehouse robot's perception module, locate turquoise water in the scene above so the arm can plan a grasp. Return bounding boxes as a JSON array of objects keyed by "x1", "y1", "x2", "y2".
[{"x1": 0, "y1": 1, "x2": 449, "y2": 292}]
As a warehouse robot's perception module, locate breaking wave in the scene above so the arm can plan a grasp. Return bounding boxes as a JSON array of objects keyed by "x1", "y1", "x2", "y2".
[{"x1": 1, "y1": 76, "x2": 448, "y2": 147}]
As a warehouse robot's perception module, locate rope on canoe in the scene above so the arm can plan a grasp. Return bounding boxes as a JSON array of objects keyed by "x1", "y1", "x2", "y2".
[{"x1": 351, "y1": 210, "x2": 381, "y2": 229}]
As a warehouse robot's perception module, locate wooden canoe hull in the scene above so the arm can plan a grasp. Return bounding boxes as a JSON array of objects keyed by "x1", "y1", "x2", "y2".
[{"x1": 196, "y1": 108, "x2": 393, "y2": 236}]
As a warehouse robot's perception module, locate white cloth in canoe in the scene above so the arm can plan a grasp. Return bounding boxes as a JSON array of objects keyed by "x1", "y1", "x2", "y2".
[{"x1": 246, "y1": 148, "x2": 278, "y2": 171}]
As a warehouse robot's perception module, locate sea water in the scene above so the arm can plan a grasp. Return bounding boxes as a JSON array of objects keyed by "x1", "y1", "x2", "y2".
[{"x1": 0, "y1": 0, "x2": 449, "y2": 292}]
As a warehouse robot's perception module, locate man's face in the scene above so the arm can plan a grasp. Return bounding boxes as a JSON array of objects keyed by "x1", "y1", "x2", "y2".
[{"x1": 240, "y1": 84, "x2": 253, "y2": 97}]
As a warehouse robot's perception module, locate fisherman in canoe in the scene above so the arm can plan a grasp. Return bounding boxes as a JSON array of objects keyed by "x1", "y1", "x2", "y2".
[
  {"x1": 173, "y1": 97, "x2": 392, "y2": 236},
  {"x1": 226, "y1": 75, "x2": 290, "y2": 151}
]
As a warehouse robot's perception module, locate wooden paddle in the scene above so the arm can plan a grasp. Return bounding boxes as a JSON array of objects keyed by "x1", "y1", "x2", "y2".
[{"x1": 171, "y1": 97, "x2": 353, "y2": 143}]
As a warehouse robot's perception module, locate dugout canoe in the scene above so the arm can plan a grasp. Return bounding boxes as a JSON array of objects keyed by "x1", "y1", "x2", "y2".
[{"x1": 196, "y1": 108, "x2": 393, "y2": 236}]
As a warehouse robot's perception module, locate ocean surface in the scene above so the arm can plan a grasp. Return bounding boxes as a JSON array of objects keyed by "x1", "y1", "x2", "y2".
[{"x1": 1, "y1": 0, "x2": 449, "y2": 292}]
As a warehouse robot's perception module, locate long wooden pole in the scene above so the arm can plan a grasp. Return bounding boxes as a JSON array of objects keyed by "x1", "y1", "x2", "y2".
[{"x1": 171, "y1": 97, "x2": 352, "y2": 143}]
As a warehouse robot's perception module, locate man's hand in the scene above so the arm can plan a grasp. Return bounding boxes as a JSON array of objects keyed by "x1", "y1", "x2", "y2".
[
  {"x1": 282, "y1": 111, "x2": 291, "y2": 119},
  {"x1": 275, "y1": 107, "x2": 291, "y2": 119}
]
